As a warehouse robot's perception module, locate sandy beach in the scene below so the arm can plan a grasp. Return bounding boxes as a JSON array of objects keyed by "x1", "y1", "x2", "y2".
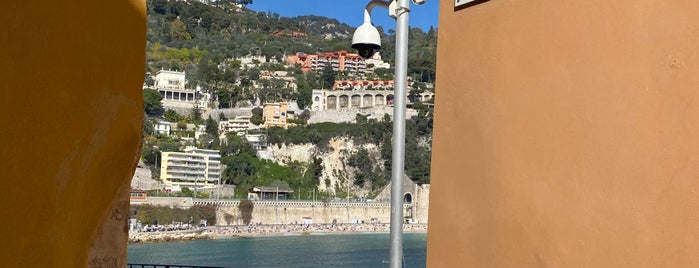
[
  {"x1": 212, "y1": 223, "x2": 427, "y2": 238},
  {"x1": 129, "y1": 223, "x2": 427, "y2": 243}
]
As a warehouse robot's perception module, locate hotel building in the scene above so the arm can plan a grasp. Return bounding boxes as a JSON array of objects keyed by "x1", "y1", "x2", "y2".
[
  {"x1": 287, "y1": 50, "x2": 367, "y2": 75},
  {"x1": 159, "y1": 147, "x2": 222, "y2": 189}
]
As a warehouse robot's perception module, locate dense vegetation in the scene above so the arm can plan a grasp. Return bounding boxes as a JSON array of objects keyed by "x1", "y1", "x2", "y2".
[
  {"x1": 266, "y1": 107, "x2": 434, "y2": 185},
  {"x1": 144, "y1": 0, "x2": 437, "y2": 109},
  {"x1": 140, "y1": 0, "x2": 437, "y2": 197},
  {"x1": 134, "y1": 204, "x2": 217, "y2": 226},
  {"x1": 217, "y1": 134, "x2": 324, "y2": 198}
]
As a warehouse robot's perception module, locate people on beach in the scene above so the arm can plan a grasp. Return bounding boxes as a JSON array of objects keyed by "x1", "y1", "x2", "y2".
[
  {"x1": 209, "y1": 222, "x2": 427, "y2": 238},
  {"x1": 129, "y1": 222, "x2": 428, "y2": 243}
]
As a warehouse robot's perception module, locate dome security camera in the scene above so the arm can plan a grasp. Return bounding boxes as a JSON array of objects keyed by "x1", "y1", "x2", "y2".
[{"x1": 352, "y1": 11, "x2": 382, "y2": 59}]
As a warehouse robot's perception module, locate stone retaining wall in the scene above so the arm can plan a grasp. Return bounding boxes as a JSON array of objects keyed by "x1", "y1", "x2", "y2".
[{"x1": 209, "y1": 200, "x2": 429, "y2": 226}]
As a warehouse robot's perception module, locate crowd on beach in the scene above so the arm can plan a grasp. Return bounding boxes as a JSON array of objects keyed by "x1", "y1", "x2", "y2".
[
  {"x1": 129, "y1": 223, "x2": 428, "y2": 243},
  {"x1": 211, "y1": 222, "x2": 428, "y2": 238}
]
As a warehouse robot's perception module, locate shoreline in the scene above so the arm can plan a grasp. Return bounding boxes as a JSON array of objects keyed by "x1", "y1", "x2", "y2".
[{"x1": 129, "y1": 223, "x2": 427, "y2": 243}]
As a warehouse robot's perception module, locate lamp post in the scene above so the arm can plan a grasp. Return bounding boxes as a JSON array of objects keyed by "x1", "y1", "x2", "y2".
[{"x1": 352, "y1": 1, "x2": 415, "y2": 267}]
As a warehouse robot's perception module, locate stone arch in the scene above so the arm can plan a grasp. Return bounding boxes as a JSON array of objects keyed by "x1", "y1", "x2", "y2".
[
  {"x1": 339, "y1": 95, "x2": 349, "y2": 109},
  {"x1": 404, "y1": 193, "x2": 413, "y2": 204},
  {"x1": 351, "y1": 94, "x2": 361, "y2": 109},
  {"x1": 375, "y1": 94, "x2": 385, "y2": 106},
  {"x1": 363, "y1": 94, "x2": 374, "y2": 108},
  {"x1": 327, "y1": 95, "x2": 337, "y2": 110}
]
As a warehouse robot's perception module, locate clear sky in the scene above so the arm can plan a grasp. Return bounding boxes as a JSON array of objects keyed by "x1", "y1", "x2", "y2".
[{"x1": 246, "y1": 0, "x2": 440, "y2": 31}]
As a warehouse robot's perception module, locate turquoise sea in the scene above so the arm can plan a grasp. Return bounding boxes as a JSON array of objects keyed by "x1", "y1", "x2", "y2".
[{"x1": 128, "y1": 232, "x2": 427, "y2": 267}]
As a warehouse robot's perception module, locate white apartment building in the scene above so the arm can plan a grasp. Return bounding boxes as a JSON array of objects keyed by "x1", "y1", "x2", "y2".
[
  {"x1": 245, "y1": 132, "x2": 268, "y2": 151},
  {"x1": 219, "y1": 115, "x2": 253, "y2": 137},
  {"x1": 154, "y1": 120, "x2": 171, "y2": 135},
  {"x1": 364, "y1": 52, "x2": 390, "y2": 72},
  {"x1": 159, "y1": 147, "x2": 223, "y2": 190},
  {"x1": 235, "y1": 54, "x2": 267, "y2": 69}
]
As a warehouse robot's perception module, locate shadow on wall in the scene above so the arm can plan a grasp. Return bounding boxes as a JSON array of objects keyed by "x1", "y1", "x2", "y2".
[{"x1": 454, "y1": 0, "x2": 491, "y2": 11}]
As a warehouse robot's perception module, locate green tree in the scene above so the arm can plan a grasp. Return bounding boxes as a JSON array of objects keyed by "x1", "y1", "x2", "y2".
[
  {"x1": 348, "y1": 148, "x2": 373, "y2": 187},
  {"x1": 297, "y1": 109, "x2": 311, "y2": 124},
  {"x1": 158, "y1": 140, "x2": 181, "y2": 152},
  {"x1": 320, "y1": 65, "x2": 335, "y2": 89},
  {"x1": 142, "y1": 117, "x2": 155, "y2": 135},
  {"x1": 143, "y1": 88, "x2": 163, "y2": 116},
  {"x1": 163, "y1": 109, "x2": 181, "y2": 122},
  {"x1": 190, "y1": 103, "x2": 203, "y2": 124},
  {"x1": 181, "y1": 187, "x2": 194, "y2": 197},
  {"x1": 295, "y1": 76, "x2": 312, "y2": 109},
  {"x1": 250, "y1": 106, "x2": 264, "y2": 125},
  {"x1": 205, "y1": 115, "x2": 218, "y2": 136},
  {"x1": 355, "y1": 113, "x2": 368, "y2": 124},
  {"x1": 141, "y1": 144, "x2": 158, "y2": 165},
  {"x1": 177, "y1": 120, "x2": 188, "y2": 131},
  {"x1": 170, "y1": 18, "x2": 190, "y2": 41}
]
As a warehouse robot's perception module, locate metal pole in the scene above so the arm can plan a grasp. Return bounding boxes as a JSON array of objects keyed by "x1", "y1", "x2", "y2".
[{"x1": 390, "y1": 0, "x2": 409, "y2": 267}]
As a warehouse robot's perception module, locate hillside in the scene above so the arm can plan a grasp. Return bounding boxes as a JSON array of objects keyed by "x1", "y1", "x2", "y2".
[
  {"x1": 219, "y1": 115, "x2": 433, "y2": 198},
  {"x1": 145, "y1": 0, "x2": 436, "y2": 83},
  {"x1": 141, "y1": 0, "x2": 436, "y2": 198}
]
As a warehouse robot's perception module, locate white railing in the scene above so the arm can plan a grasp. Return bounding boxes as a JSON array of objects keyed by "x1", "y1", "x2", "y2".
[{"x1": 191, "y1": 199, "x2": 412, "y2": 209}]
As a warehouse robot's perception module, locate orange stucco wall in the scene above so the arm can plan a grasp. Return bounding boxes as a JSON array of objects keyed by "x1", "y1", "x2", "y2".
[
  {"x1": 428, "y1": 1, "x2": 699, "y2": 267},
  {"x1": 0, "y1": 1, "x2": 145, "y2": 267}
]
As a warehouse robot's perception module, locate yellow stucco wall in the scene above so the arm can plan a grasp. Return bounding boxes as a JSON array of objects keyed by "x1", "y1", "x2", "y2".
[
  {"x1": 428, "y1": 1, "x2": 699, "y2": 267},
  {"x1": 0, "y1": 1, "x2": 145, "y2": 267}
]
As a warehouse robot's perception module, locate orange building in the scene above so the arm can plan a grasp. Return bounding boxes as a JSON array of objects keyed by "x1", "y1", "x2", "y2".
[
  {"x1": 263, "y1": 102, "x2": 290, "y2": 129},
  {"x1": 270, "y1": 30, "x2": 307, "y2": 38},
  {"x1": 287, "y1": 50, "x2": 366, "y2": 74}
]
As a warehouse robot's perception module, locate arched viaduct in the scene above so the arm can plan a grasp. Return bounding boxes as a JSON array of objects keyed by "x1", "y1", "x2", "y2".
[{"x1": 311, "y1": 89, "x2": 435, "y2": 111}]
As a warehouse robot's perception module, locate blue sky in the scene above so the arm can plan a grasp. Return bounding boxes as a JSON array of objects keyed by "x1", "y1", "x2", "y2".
[{"x1": 246, "y1": 0, "x2": 440, "y2": 31}]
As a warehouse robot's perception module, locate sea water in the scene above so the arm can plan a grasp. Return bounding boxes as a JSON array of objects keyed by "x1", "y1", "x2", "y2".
[{"x1": 128, "y1": 232, "x2": 427, "y2": 267}]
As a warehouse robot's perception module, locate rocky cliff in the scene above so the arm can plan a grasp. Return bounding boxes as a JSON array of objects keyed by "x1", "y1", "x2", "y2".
[{"x1": 270, "y1": 137, "x2": 383, "y2": 197}]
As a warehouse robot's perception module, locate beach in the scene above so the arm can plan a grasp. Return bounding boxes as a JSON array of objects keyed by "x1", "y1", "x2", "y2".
[{"x1": 129, "y1": 223, "x2": 427, "y2": 243}]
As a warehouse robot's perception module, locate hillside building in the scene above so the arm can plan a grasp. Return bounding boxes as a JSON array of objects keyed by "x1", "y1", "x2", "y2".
[
  {"x1": 263, "y1": 102, "x2": 290, "y2": 129},
  {"x1": 259, "y1": 70, "x2": 297, "y2": 90},
  {"x1": 270, "y1": 30, "x2": 308, "y2": 38},
  {"x1": 287, "y1": 50, "x2": 367, "y2": 75},
  {"x1": 153, "y1": 70, "x2": 198, "y2": 102},
  {"x1": 159, "y1": 147, "x2": 223, "y2": 190},
  {"x1": 363, "y1": 52, "x2": 391, "y2": 71},
  {"x1": 219, "y1": 115, "x2": 253, "y2": 136},
  {"x1": 151, "y1": 70, "x2": 210, "y2": 108},
  {"x1": 245, "y1": 131, "x2": 269, "y2": 151},
  {"x1": 236, "y1": 54, "x2": 267, "y2": 69},
  {"x1": 154, "y1": 120, "x2": 172, "y2": 135},
  {"x1": 332, "y1": 79, "x2": 394, "y2": 90}
]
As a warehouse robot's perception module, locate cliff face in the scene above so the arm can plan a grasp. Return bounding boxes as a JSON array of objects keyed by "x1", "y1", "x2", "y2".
[{"x1": 270, "y1": 137, "x2": 383, "y2": 197}]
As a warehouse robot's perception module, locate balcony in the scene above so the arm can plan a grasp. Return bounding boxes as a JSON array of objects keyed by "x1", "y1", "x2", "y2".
[{"x1": 167, "y1": 169, "x2": 205, "y2": 175}]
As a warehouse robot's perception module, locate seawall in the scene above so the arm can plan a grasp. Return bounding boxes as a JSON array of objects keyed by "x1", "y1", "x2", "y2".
[{"x1": 211, "y1": 201, "x2": 401, "y2": 225}]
